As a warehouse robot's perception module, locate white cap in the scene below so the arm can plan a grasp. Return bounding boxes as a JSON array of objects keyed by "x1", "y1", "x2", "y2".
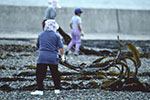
[
  {"x1": 48, "y1": 0, "x2": 61, "y2": 8},
  {"x1": 44, "y1": 19, "x2": 59, "y2": 32}
]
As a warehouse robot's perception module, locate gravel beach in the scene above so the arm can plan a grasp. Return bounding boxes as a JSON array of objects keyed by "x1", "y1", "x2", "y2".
[
  {"x1": 0, "y1": 39, "x2": 150, "y2": 100},
  {"x1": 1, "y1": 89, "x2": 150, "y2": 100}
]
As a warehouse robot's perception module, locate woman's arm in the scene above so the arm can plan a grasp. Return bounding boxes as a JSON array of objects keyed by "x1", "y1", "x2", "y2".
[
  {"x1": 59, "y1": 48, "x2": 64, "y2": 56},
  {"x1": 78, "y1": 23, "x2": 82, "y2": 32},
  {"x1": 70, "y1": 23, "x2": 72, "y2": 29},
  {"x1": 36, "y1": 36, "x2": 40, "y2": 48}
]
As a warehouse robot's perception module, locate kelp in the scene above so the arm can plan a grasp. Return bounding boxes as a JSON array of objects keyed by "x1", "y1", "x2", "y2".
[
  {"x1": 0, "y1": 28, "x2": 149, "y2": 92},
  {"x1": 0, "y1": 65, "x2": 6, "y2": 70},
  {"x1": 0, "y1": 44, "x2": 37, "y2": 52},
  {"x1": 58, "y1": 27, "x2": 71, "y2": 44},
  {"x1": 58, "y1": 34, "x2": 148, "y2": 91}
]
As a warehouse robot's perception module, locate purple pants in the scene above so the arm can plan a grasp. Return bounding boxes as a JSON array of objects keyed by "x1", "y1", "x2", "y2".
[{"x1": 67, "y1": 29, "x2": 81, "y2": 53}]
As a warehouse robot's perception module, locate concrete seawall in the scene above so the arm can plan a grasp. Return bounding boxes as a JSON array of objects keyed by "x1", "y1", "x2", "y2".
[{"x1": 0, "y1": 5, "x2": 150, "y2": 35}]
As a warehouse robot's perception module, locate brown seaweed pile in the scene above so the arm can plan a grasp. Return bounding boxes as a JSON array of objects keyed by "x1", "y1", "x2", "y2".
[{"x1": 59, "y1": 35, "x2": 150, "y2": 92}]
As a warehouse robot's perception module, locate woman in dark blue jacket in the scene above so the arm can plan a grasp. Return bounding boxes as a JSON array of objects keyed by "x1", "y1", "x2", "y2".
[{"x1": 31, "y1": 20, "x2": 64, "y2": 95}]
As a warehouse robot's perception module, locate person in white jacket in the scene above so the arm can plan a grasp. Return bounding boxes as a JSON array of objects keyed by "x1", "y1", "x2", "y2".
[{"x1": 65, "y1": 8, "x2": 84, "y2": 56}]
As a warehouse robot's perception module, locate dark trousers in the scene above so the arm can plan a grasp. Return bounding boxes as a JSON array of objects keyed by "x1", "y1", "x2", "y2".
[{"x1": 36, "y1": 64, "x2": 60, "y2": 90}]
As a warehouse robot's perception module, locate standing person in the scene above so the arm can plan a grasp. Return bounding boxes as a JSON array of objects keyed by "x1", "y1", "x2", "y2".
[
  {"x1": 31, "y1": 20, "x2": 64, "y2": 95},
  {"x1": 42, "y1": 0, "x2": 61, "y2": 30},
  {"x1": 65, "y1": 8, "x2": 84, "y2": 56}
]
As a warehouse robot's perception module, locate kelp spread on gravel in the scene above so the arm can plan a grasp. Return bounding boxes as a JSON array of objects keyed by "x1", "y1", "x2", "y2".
[{"x1": 0, "y1": 28, "x2": 150, "y2": 92}]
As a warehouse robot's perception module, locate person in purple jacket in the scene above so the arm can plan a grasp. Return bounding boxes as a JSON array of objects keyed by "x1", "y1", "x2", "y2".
[{"x1": 31, "y1": 20, "x2": 64, "y2": 95}]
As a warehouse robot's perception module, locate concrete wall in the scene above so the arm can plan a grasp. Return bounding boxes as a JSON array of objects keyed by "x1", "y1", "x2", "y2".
[
  {"x1": 0, "y1": 5, "x2": 150, "y2": 35},
  {"x1": 0, "y1": 5, "x2": 45, "y2": 33},
  {"x1": 118, "y1": 10, "x2": 150, "y2": 34}
]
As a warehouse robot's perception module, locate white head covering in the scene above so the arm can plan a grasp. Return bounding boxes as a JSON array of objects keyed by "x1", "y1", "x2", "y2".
[
  {"x1": 44, "y1": 19, "x2": 59, "y2": 32},
  {"x1": 48, "y1": 0, "x2": 61, "y2": 8}
]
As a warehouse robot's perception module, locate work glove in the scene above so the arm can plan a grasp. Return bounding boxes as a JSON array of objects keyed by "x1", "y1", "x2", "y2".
[
  {"x1": 61, "y1": 55, "x2": 65, "y2": 62},
  {"x1": 81, "y1": 31, "x2": 84, "y2": 37},
  {"x1": 59, "y1": 55, "x2": 65, "y2": 62}
]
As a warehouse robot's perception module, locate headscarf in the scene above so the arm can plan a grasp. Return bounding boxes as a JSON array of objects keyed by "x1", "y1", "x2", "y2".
[
  {"x1": 44, "y1": 19, "x2": 59, "y2": 32},
  {"x1": 48, "y1": 0, "x2": 61, "y2": 8}
]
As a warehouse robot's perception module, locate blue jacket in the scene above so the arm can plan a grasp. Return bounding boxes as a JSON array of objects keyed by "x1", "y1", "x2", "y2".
[{"x1": 36, "y1": 31, "x2": 63, "y2": 64}]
